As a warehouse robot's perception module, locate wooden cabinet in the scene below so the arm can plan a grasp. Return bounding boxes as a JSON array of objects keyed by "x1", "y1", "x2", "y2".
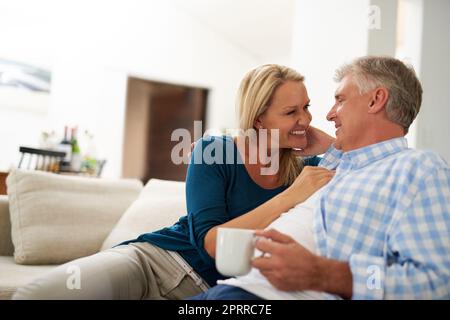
[{"x1": 0, "y1": 172, "x2": 8, "y2": 195}]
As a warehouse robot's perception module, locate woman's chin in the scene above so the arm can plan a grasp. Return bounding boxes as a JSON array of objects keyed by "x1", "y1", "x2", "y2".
[
  {"x1": 280, "y1": 136, "x2": 307, "y2": 151},
  {"x1": 285, "y1": 136, "x2": 307, "y2": 147},
  {"x1": 282, "y1": 143, "x2": 307, "y2": 151},
  {"x1": 291, "y1": 149, "x2": 304, "y2": 156},
  {"x1": 290, "y1": 141, "x2": 308, "y2": 150}
]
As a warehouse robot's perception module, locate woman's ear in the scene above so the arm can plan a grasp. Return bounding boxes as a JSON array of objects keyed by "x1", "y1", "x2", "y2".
[
  {"x1": 368, "y1": 87, "x2": 389, "y2": 114},
  {"x1": 254, "y1": 117, "x2": 264, "y2": 129}
]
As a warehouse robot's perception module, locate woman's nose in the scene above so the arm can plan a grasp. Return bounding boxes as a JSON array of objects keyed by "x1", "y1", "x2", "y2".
[{"x1": 297, "y1": 115, "x2": 310, "y2": 127}]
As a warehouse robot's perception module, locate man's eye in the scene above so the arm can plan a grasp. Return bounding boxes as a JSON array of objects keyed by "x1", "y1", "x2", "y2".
[
  {"x1": 304, "y1": 104, "x2": 311, "y2": 110},
  {"x1": 286, "y1": 110, "x2": 296, "y2": 115}
]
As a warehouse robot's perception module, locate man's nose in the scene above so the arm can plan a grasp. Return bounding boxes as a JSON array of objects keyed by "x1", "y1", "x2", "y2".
[{"x1": 326, "y1": 105, "x2": 337, "y2": 121}]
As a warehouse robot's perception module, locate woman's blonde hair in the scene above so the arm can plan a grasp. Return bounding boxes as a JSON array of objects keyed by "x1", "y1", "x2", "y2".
[{"x1": 237, "y1": 64, "x2": 305, "y2": 186}]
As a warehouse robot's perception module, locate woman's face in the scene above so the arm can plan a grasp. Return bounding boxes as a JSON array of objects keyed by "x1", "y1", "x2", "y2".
[{"x1": 256, "y1": 81, "x2": 312, "y2": 150}]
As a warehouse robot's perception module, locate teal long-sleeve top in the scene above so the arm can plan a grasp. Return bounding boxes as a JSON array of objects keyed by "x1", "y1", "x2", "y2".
[{"x1": 123, "y1": 135, "x2": 321, "y2": 286}]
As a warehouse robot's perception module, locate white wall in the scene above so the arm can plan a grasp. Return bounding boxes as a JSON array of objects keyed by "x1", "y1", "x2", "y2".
[
  {"x1": 0, "y1": 0, "x2": 260, "y2": 177},
  {"x1": 415, "y1": 0, "x2": 450, "y2": 163},
  {"x1": 368, "y1": 0, "x2": 398, "y2": 57},
  {"x1": 395, "y1": 0, "x2": 424, "y2": 148},
  {"x1": 2, "y1": 0, "x2": 449, "y2": 175},
  {"x1": 291, "y1": 0, "x2": 450, "y2": 163},
  {"x1": 291, "y1": 0, "x2": 370, "y2": 136},
  {"x1": 367, "y1": 0, "x2": 418, "y2": 147},
  {"x1": 0, "y1": 1, "x2": 54, "y2": 170},
  {"x1": 0, "y1": 89, "x2": 50, "y2": 170}
]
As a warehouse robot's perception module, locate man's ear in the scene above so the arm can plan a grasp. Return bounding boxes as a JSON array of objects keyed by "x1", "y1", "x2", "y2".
[{"x1": 368, "y1": 87, "x2": 389, "y2": 114}]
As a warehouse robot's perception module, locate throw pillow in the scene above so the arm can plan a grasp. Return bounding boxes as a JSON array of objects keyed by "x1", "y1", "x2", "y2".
[
  {"x1": 101, "y1": 179, "x2": 186, "y2": 250},
  {"x1": 6, "y1": 169, "x2": 142, "y2": 264}
]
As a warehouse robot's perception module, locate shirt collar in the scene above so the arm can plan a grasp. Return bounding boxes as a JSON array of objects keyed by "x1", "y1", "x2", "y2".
[
  {"x1": 340, "y1": 137, "x2": 408, "y2": 169},
  {"x1": 319, "y1": 145, "x2": 343, "y2": 170}
]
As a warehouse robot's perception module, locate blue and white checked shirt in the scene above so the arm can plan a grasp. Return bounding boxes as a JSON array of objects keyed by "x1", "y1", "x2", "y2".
[{"x1": 315, "y1": 137, "x2": 450, "y2": 299}]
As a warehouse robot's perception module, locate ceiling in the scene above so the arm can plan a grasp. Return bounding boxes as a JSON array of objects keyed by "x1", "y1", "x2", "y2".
[
  {"x1": 0, "y1": 0, "x2": 296, "y2": 65},
  {"x1": 172, "y1": 0, "x2": 296, "y2": 62}
]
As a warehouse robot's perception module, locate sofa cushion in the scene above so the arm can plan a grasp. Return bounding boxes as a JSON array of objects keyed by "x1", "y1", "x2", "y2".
[
  {"x1": 0, "y1": 256, "x2": 56, "y2": 300},
  {"x1": 101, "y1": 179, "x2": 186, "y2": 250},
  {"x1": 6, "y1": 169, "x2": 143, "y2": 265}
]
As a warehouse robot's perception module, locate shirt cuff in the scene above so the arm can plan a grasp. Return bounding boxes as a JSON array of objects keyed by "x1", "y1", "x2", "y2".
[
  {"x1": 318, "y1": 145, "x2": 342, "y2": 169},
  {"x1": 349, "y1": 254, "x2": 385, "y2": 300}
]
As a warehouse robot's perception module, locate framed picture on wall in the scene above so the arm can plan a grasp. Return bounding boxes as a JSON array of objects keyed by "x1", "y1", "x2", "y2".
[
  {"x1": 0, "y1": 58, "x2": 51, "y2": 93},
  {"x1": 0, "y1": 58, "x2": 51, "y2": 113},
  {"x1": 0, "y1": 58, "x2": 52, "y2": 171}
]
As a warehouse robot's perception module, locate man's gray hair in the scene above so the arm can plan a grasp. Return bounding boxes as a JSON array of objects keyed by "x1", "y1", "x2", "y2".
[{"x1": 334, "y1": 56, "x2": 423, "y2": 133}]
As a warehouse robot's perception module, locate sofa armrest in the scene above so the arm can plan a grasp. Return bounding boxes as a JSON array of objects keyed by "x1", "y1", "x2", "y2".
[{"x1": 0, "y1": 195, "x2": 14, "y2": 256}]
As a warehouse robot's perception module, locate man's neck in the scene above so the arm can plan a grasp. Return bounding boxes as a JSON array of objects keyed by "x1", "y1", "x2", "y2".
[{"x1": 343, "y1": 122, "x2": 405, "y2": 153}]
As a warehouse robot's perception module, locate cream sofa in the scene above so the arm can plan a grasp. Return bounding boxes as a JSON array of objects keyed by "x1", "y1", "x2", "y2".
[{"x1": 0, "y1": 169, "x2": 187, "y2": 299}]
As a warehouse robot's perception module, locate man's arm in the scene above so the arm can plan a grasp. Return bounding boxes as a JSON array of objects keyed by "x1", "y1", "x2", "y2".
[
  {"x1": 253, "y1": 168, "x2": 450, "y2": 300},
  {"x1": 316, "y1": 256, "x2": 353, "y2": 299},
  {"x1": 349, "y1": 168, "x2": 450, "y2": 300}
]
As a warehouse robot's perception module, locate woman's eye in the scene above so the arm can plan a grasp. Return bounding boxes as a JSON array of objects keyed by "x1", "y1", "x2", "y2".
[
  {"x1": 286, "y1": 110, "x2": 296, "y2": 115},
  {"x1": 304, "y1": 104, "x2": 311, "y2": 110}
]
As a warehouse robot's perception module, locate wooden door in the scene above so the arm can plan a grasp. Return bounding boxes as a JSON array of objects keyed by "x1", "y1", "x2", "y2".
[
  {"x1": 145, "y1": 88, "x2": 207, "y2": 182},
  {"x1": 122, "y1": 78, "x2": 208, "y2": 183}
]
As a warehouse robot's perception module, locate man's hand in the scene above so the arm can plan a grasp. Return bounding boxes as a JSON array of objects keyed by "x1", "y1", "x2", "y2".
[
  {"x1": 252, "y1": 229, "x2": 353, "y2": 299},
  {"x1": 252, "y1": 229, "x2": 323, "y2": 291}
]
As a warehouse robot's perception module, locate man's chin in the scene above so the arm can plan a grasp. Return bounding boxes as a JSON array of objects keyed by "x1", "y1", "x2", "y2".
[{"x1": 333, "y1": 140, "x2": 343, "y2": 150}]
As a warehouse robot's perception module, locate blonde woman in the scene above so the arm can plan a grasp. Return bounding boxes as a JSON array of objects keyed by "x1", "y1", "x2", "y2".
[{"x1": 13, "y1": 64, "x2": 335, "y2": 300}]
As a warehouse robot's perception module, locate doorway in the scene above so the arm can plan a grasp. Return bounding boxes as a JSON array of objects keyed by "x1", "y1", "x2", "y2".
[{"x1": 123, "y1": 77, "x2": 208, "y2": 182}]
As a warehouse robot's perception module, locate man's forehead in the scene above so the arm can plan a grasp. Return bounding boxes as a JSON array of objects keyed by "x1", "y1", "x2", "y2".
[
  {"x1": 335, "y1": 74, "x2": 356, "y2": 95},
  {"x1": 335, "y1": 80, "x2": 346, "y2": 96}
]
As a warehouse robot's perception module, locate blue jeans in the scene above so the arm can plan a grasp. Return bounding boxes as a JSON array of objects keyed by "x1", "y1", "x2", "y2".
[{"x1": 189, "y1": 284, "x2": 263, "y2": 300}]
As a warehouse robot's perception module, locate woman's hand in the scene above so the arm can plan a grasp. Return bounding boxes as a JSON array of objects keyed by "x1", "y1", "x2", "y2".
[
  {"x1": 280, "y1": 166, "x2": 335, "y2": 207},
  {"x1": 292, "y1": 126, "x2": 335, "y2": 157}
]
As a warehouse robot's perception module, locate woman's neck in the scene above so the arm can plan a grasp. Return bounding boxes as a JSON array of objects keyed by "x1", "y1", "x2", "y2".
[
  {"x1": 235, "y1": 135, "x2": 280, "y2": 166},
  {"x1": 234, "y1": 135, "x2": 282, "y2": 189}
]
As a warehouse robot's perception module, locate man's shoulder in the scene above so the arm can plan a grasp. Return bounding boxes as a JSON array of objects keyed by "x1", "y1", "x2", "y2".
[
  {"x1": 384, "y1": 149, "x2": 450, "y2": 177},
  {"x1": 397, "y1": 148, "x2": 447, "y2": 166}
]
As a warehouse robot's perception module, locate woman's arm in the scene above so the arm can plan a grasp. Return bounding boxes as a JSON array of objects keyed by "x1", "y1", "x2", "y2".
[{"x1": 203, "y1": 166, "x2": 334, "y2": 257}]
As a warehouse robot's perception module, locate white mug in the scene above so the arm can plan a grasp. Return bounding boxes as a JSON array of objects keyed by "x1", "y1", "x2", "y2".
[{"x1": 215, "y1": 228, "x2": 256, "y2": 276}]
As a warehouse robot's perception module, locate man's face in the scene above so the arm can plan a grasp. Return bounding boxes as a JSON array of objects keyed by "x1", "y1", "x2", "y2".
[{"x1": 326, "y1": 74, "x2": 373, "y2": 151}]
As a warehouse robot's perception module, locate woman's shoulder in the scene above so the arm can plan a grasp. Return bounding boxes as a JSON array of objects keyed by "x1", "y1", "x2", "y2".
[
  {"x1": 193, "y1": 135, "x2": 235, "y2": 154},
  {"x1": 191, "y1": 135, "x2": 237, "y2": 166},
  {"x1": 302, "y1": 155, "x2": 322, "y2": 167},
  {"x1": 195, "y1": 135, "x2": 234, "y2": 146}
]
